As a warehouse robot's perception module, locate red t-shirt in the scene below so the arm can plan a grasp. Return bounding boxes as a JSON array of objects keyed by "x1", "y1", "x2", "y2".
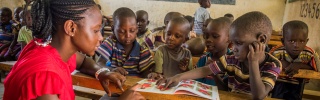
[{"x1": 4, "y1": 39, "x2": 76, "y2": 100}]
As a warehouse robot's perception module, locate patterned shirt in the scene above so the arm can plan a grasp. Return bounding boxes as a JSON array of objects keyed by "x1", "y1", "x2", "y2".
[
  {"x1": 208, "y1": 53, "x2": 282, "y2": 94},
  {"x1": 0, "y1": 21, "x2": 14, "y2": 42},
  {"x1": 96, "y1": 36, "x2": 155, "y2": 76},
  {"x1": 269, "y1": 45, "x2": 320, "y2": 84},
  {"x1": 194, "y1": 7, "x2": 210, "y2": 35},
  {"x1": 137, "y1": 29, "x2": 152, "y2": 50},
  {"x1": 145, "y1": 29, "x2": 166, "y2": 50}
]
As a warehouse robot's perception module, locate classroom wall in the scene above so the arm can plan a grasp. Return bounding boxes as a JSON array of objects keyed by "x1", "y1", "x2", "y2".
[
  {"x1": 0, "y1": 0, "x2": 24, "y2": 12},
  {"x1": 97, "y1": 0, "x2": 286, "y2": 30},
  {"x1": 283, "y1": 0, "x2": 320, "y2": 53}
]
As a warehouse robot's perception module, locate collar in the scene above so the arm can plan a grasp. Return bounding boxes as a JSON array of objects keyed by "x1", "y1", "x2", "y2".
[{"x1": 116, "y1": 40, "x2": 141, "y2": 57}]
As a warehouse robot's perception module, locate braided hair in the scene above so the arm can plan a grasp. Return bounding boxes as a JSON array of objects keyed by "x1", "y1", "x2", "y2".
[{"x1": 31, "y1": 0, "x2": 96, "y2": 42}]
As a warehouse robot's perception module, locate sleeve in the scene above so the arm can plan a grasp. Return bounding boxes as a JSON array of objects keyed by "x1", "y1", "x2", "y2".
[
  {"x1": 310, "y1": 52, "x2": 320, "y2": 71},
  {"x1": 260, "y1": 63, "x2": 281, "y2": 89},
  {"x1": 138, "y1": 47, "x2": 155, "y2": 72},
  {"x1": 95, "y1": 39, "x2": 113, "y2": 61},
  {"x1": 154, "y1": 49, "x2": 163, "y2": 73},
  {"x1": 208, "y1": 61, "x2": 225, "y2": 75},
  {"x1": 20, "y1": 71, "x2": 64, "y2": 99}
]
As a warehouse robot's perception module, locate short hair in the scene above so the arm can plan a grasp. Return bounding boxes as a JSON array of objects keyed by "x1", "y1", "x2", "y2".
[
  {"x1": 184, "y1": 15, "x2": 194, "y2": 23},
  {"x1": 31, "y1": 0, "x2": 96, "y2": 42},
  {"x1": 167, "y1": 17, "x2": 190, "y2": 36},
  {"x1": 230, "y1": 11, "x2": 272, "y2": 40},
  {"x1": 224, "y1": 13, "x2": 234, "y2": 18},
  {"x1": 164, "y1": 12, "x2": 183, "y2": 25},
  {"x1": 0, "y1": 7, "x2": 12, "y2": 16},
  {"x1": 210, "y1": 17, "x2": 232, "y2": 31},
  {"x1": 136, "y1": 10, "x2": 148, "y2": 19},
  {"x1": 113, "y1": 7, "x2": 136, "y2": 25},
  {"x1": 282, "y1": 20, "x2": 308, "y2": 37}
]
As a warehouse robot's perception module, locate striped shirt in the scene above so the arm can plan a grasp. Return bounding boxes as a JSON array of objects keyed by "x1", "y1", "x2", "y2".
[
  {"x1": 269, "y1": 45, "x2": 320, "y2": 84},
  {"x1": 0, "y1": 21, "x2": 14, "y2": 42},
  {"x1": 96, "y1": 36, "x2": 155, "y2": 76},
  {"x1": 208, "y1": 53, "x2": 282, "y2": 94},
  {"x1": 137, "y1": 29, "x2": 152, "y2": 50}
]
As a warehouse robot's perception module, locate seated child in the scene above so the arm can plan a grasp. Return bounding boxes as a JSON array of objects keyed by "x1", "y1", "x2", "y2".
[
  {"x1": 194, "y1": 0, "x2": 211, "y2": 36},
  {"x1": 184, "y1": 37, "x2": 206, "y2": 57},
  {"x1": 184, "y1": 15, "x2": 196, "y2": 39},
  {"x1": 270, "y1": 20, "x2": 320, "y2": 100},
  {"x1": 157, "y1": 11, "x2": 282, "y2": 100},
  {"x1": 95, "y1": 7, "x2": 155, "y2": 78},
  {"x1": 146, "y1": 12, "x2": 183, "y2": 50},
  {"x1": 136, "y1": 10, "x2": 152, "y2": 48},
  {"x1": 0, "y1": 7, "x2": 15, "y2": 61},
  {"x1": 15, "y1": 7, "x2": 33, "y2": 59},
  {"x1": 148, "y1": 17, "x2": 193, "y2": 79}
]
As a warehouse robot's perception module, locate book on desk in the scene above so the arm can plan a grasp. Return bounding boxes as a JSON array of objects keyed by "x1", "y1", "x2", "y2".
[{"x1": 133, "y1": 79, "x2": 220, "y2": 100}]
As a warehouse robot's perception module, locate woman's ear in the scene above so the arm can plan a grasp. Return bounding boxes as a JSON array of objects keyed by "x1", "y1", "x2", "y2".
[{"x1": 64, "y1": 20, "x2": 77, "y2": 37}]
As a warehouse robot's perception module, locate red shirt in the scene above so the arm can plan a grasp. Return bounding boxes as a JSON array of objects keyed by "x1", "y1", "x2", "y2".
[{"x1": 4, "y1": 39, "x2": 76, "y2": 100}]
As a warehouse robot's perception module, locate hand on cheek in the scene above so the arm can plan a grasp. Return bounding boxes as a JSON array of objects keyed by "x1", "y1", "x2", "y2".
[{"x1": 247, "y1": 42, "x2": 265, "y2": 63}]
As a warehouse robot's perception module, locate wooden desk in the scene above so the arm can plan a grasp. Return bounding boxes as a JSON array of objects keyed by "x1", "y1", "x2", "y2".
[
  {"x1": 0, "y1": 61, "x2": 16, "y2": 71},
  {"x1": 72, "y1": 72, "x2": 277, "y2": 100},
  {"x1": 279, "y1": 69, "x2": 320, "y2": 79}
]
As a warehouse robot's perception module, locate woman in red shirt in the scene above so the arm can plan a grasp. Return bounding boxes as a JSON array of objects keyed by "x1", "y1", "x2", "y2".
[{"x1": 3, "y1": 0, "x2": 144, "y2": 100}]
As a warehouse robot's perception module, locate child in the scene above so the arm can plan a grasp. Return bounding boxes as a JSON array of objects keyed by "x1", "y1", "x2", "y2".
[
  {"x1": 270, "y1": 20, "x2": 320, "y2": 100},
  {"x1": 136, "y1": 10, "x2": 152, "y2": 48},
  {"x1": 146, "y1": 12, "x2": 183, "y2": 50},
  {"x1": 16, "y1": 7, "x2": 33, "y2": 57},
  {"x1": 13, "y1": 7, "x2": 23, "y2": 24},
  {"x1": 148, "y1": 17, "x2": 193, "y2": 79},
  {"x1": 194, "y1": 0, "x2": 211, "y2": 36},
  {"x1": 0, "y1": 7, "x2": 15, "y2": 61},
  {"x1": 157, "y1": 11, "x2": 282, "y2": 100},
  {"x1": 155, "y1": 17, "x2": 231, "y2": 87},
  {"x1": 224, "y1": 13, "x2": 234, "y2": 22},
  {"x1": 95, "y1": 7, "x2": 155, "y2": 78},
  {"x1": 184, "y1": 15, "x2": 196, "y2": 38}
]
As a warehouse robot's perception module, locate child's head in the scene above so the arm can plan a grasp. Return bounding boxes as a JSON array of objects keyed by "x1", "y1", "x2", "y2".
[
  {"x1": 282, "y1": 20, "x2": 309, "y2": 58},
  {"x1": 136, "y1": 10, "x2": 149, "y2": 35},
  {"x1": 165, "y1": 17, "x2": 190, "y2": 49},
  {"x1": 198, "y1": 0, "x2": 211, "y2": 8},
  {"x1": 202, "y1": 18, "x2": 213, "y2": 34},
  {"x1": 0, "y1": 7, "x2": 13, "y2": 24},
  {"x1": 31, "y1": 0, "x2": 102, "y2": 56},
  {"x1": 24, "y1": 10, "x2": 32, "y2": 29},
  {"x1": 14, "y1": 7, "x2": 23, "y2": 22},
  {"x1": 164, "y1": 12, "x2": 183, "y2": 26},
  {"x1": 112, "y1": 7, "x2": 137, "y2": 47},
  {"x1": 204, "y1": 17, "x2": 231, "y2": 59},
  {"x1": 184, "y1": 15, "x2": 194, "y2": 31},
  {"x1": 230, "y1": 11, "x2": 272, "y2": 62},
  {"x1": 224, "y1": 13, "x2": 234, "y2": 21}
]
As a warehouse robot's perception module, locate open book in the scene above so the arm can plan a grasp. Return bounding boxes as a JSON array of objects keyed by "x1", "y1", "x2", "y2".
[{"x1": 134, "y1": 79, "x2": 220, "y2": 100}]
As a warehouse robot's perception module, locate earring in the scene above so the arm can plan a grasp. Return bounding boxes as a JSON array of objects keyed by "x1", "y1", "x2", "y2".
[{"x1": 71, "y1": 34, "x2": 74, "y2": 37}]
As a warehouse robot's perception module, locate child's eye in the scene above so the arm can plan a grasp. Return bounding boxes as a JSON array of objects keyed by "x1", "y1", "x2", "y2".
[
  {"x1": 301, "y1": 40, "x2": 305, "y2": 43},
  {"x1": 213, "y1": 35, "x2": 220, "y2": 38},
  {"x1": 289, "y1": 40, "x2": 295, "y2": 43},
  {"x1": 94, "y1": 30, "x2": 100, "y2": 33}
]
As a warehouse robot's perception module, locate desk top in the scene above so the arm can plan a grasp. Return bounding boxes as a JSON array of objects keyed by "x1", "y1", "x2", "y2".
[{"x1": 72, "y1": 72, "x2": 279, "y2": 100}]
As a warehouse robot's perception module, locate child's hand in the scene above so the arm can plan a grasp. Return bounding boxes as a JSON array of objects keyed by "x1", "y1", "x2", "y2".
[
  {"x1": 112, "y1": 67, "x2": 129, "y2": 76},
  {"x1": 156, "y1": 75, "x2": 181, "y2": 91},
  {"x1": 285, "y1": 63, "x2": 301, "y2": 77},
  {"x1": 179, "y1": 57, "x2": 190, "y2": 71},
  {"x1": 119, "y1": 87, "x2": 146, "y2": 100},
  {"x1": 247, "y1": 42, "x2": 265, "y2": 63},
  {"x1": 147, "y1": 72, "x2": 163, "y2": 80},
  {"x1": 98, "y1": 71, "x2": 126, "y2": 96}
]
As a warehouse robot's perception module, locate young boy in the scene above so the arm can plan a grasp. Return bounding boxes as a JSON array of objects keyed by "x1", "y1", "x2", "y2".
[
  {"x1": 136, "y1": 10, "x2": 152, "y2": 49},
  {"x1": 146, "y1": 12, "x2": 183, "y2": 50},
  {"x1": 0, "y1": 7, "x2": 15, "y2": 61},
  {"x1": 148, "y1": 17, "x2": 193, "y2": 79},
  {"x1": 95, "y1": 7, "x2": 155, "y2": 78},
  {"x1": 17, "y1": 8, "x2": 33, "y2": 55},
  {"x1": 270, "y1": 20, "x2": 320, "y2": 100},
  {"x1": 155, "y1": 17, "x2": 231, "y2": 87},
  {"x1": 194, "y1": 0, "x2": 211, "y2": 36},
  {"x1": 157, "y1": 11, "x2": 282, "y2": 100}
]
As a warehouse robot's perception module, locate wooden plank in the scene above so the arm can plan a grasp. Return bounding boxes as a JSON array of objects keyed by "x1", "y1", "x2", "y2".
[
  {"x1": 279, "y1": 69, "x2": 320, "y2": 79},
  {"x1": 303, "y1": 89, "x2": 320, "y2": 99},
  {"x1": 0, "y1": 61, "x2": 16, "y2": 71},
  {"x1": 270, "y1": 35, "x2": 282, "y2": 41},
  {"x1": 268, "y1": 40, "x2": 282, "y2": 46},
  {"x1": 73, "y1": 85, "x2": 105, "y2": 99},
  {"x1": 103, "y1": 27, "x2": 112, "y2": 31}
]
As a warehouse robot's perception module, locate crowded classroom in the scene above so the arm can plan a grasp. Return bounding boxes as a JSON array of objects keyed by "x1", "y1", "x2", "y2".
[{"x1": 0, "y1": 0, "x2": 320, "y2": 100}]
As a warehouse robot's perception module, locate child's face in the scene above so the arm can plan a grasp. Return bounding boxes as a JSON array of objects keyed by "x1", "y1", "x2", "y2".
[
  {"x1": 165, "y1": 23, "x2": 187, "y2": 49},
  {"x1": 137, "y1": 13, "x2": 149, "y2": 34},
  {"x1": 230, "y1": 29, "x2": 259, "y2": 62},
  {"x1": 114, "y1": 17, "x2": 138, "y2": 46},
  {"x1": 0, "y1": 10, "x2": 12, "y2": 24},
  {"x1": 73, "y1": 6, "x2": 103, "y2": 56},
  {"x1": 202, "y1": 0, "x2": 211, "y2": 8},
  {"x1": 283, "y1": 28, "x2": 308, "y2": 58},
  {"x1": 204, "y1": 22, "x2": 229, "y2": 55},
  {"x1": 25, "y1": 12, "x2": 32, "y2": 28}
]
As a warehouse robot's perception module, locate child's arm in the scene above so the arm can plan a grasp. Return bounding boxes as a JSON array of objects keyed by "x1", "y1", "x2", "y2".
[
  {"x1": 156, "y1": 65, "x2": 213, "y2": 90},
  {"x1": 285, "y1": 62, "x2": 312, "y2": 77},
  {"x1": 247, "y1": 42, "x2": 273, "y2": 100},
  {"x1": 96, "y1": 55, "x2": 128, "y2": 76}
]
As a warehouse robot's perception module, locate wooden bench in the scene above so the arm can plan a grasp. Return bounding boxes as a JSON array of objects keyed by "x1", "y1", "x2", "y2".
[{"x1": 268, "y1": 31, "x2": 282, "y2": 47}]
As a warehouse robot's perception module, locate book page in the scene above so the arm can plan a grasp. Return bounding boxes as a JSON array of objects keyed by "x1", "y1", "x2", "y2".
[
  {"x1": 174, "y1": 80, "x2": 220, "y2": 100},
  {"x1": 134, "y1": 79, "x2": 176, "y2": 94}
]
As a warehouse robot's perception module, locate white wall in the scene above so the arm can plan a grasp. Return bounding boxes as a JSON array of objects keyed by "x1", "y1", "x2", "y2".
[
  {"x1": 98, "y1": 0, "x2": 286, "y2": 30},
  {"x1": 0, "y1": 0, "x2": 24, "y2": 12}
]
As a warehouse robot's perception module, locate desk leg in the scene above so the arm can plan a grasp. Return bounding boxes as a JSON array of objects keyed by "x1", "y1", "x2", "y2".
[{"x1": 299, "y1": 79, "x2": 306, "y2": 100}]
